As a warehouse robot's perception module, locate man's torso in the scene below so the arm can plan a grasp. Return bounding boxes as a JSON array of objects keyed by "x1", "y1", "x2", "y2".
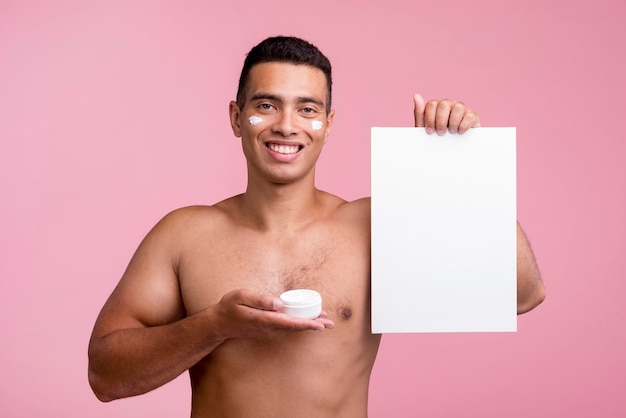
[{"x1": 171, "y1": 193, "x2": 380, "y2": 417}]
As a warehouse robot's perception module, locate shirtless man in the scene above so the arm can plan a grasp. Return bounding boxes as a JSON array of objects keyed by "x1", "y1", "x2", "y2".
[{"x1": 88, "y1": 36, "x2": 545, "y2": 417}]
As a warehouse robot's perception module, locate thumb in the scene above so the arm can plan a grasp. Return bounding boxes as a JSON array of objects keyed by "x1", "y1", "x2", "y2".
[
  {"x1": 413, "y1": 93, "x2": 425, "y2": 127},
  {"x1": 232, "y1": 289, "x2": 281, "y2": 312}
]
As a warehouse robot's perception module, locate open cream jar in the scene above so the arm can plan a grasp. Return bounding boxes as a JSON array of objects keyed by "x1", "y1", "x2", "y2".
[{"x1": 279, "y1": 289, "x2": 323, "y2": 319}]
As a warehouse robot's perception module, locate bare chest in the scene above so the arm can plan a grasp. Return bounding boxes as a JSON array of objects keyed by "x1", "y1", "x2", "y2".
[{"x1": 178, "y1": 224, "x2": 370, "y2": 322}]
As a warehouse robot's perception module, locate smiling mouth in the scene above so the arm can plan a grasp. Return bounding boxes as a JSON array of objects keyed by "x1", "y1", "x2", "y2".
[{"x1": 267, "y1": 143, "x2": 302, "y2": 155}]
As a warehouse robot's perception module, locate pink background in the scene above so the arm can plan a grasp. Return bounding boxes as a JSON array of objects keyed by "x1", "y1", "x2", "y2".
[{"x1": 2, "y1": 1, "x2": 625, "y2": 416}]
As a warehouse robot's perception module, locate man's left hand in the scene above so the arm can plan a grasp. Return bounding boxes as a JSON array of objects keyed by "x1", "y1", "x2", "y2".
[{"x1": 413, "y1": 93, "x2": 480, "y2": 135}]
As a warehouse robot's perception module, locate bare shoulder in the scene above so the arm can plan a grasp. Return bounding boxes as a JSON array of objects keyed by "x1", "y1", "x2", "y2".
[
  {"x1": 152, "y1": 197, "x2": 241, "y2": 241},
  {"x1": 343, "y1": 196, "x2": 371, "y2": 216},
  {"x1": 333, "y1": 195, "x2": 371, "y2": 222},
  {"x1": 90, "y1": 199, "x2": 240, "y2": 337},
  {"x1": 316, "y1": 192, "x2": 370, "y2": 233},
  {"x1": 158, "y1": 201, "x2": 232, "y2": 229}
]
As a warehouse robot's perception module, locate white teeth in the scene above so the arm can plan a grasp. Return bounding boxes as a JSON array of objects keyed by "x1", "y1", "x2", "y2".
[{"x1": 268, "y1": 143, "x2": 300, "y2": 154}]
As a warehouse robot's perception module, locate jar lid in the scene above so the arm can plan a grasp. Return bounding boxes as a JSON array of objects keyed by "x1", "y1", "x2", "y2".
[{"x1": 280, "y1": 289, "x2": 322, "y2": 307}]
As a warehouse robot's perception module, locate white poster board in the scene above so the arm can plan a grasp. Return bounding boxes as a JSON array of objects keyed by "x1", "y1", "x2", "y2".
[{"x1": 371, "y1": 127, "x2": 517, "y2": 333}]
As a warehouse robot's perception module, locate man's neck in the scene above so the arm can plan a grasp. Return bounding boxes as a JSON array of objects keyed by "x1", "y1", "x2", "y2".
[{"x1": 239, "y1": 177, "x2": 324, "y2": 232}]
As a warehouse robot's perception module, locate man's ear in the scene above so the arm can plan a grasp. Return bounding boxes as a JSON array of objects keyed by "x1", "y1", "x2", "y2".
[
  {"x1": 323, "y1": 109, "x2": 335, "y2": 144},
  {"x1": 229, "y1": 101, "x2": 242, "y2": 137}
]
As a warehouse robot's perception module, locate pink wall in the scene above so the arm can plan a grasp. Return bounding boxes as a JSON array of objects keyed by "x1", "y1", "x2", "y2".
[{"x1": 2, "y1": 1, "x2": 624, "y2": 416}]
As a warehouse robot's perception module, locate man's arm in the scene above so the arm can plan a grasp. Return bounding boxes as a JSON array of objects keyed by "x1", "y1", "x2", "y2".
[
  {"x1": 412, "y1": 94, "x2": 545, "y2": 314},
  {"x1": 88, "y1": 208, "x2": 332, "y2": 402},
  {"x1": 516, "y1": 222, "x2": 545, "y2": 313},
  {"x1": 88, "y1": 209, "x2": 212, "y2": 401}
]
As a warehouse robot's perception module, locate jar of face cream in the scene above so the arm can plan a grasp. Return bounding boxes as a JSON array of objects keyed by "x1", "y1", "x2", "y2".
[{"x1": 279, "y1": 289, "x2": 323, "y2": 319}]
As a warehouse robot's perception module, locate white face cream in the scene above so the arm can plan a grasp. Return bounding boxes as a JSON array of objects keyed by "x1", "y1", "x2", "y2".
[
  {"x1": 311, "y1": 120, "x2": 323, "y2": 130},
  {"x1": 280, "y1": 289, "x2": 323, "y2": 319},
  {"x1": 249, "y1": 115, "x2": 263, "y2": 126}
]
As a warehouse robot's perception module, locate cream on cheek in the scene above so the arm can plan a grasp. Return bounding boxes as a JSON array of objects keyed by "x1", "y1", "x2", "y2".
[
  {"x1": 311, "y1": 120, "x2": 323, "y2": 131},
  {"x1": 248, "y1": 115, "x2": 264, "y2": 126},
  {"x1": 249, "y1": 115, "x2": 324, "y2": 133}
]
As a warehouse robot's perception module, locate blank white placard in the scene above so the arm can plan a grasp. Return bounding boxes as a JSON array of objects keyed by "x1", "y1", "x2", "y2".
[{"x1": 371, "y1": 127, "x2": 517, "y2": 333}]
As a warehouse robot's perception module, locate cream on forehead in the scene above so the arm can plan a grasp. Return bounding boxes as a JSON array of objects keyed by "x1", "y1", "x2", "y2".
[
  {"x1": 311, "y1": 120, "x2": 323, "y2": 130},
  {"x1": 249, "y1": 116, "x2": 263, "y2": 125}
]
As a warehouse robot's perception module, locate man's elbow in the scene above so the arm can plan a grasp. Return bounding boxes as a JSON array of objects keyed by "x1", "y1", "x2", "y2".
[
  {"x1": 517, "y1": 280, "x2": 546, "y2": 315},
  {"x1": 88, "y1": 366, "x2": 125, "y2": 403}
]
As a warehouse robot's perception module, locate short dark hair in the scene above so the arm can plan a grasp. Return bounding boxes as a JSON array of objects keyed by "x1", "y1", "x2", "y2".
[{"x1": 236, "y1": 36, "x2": 333, "y2": 114}]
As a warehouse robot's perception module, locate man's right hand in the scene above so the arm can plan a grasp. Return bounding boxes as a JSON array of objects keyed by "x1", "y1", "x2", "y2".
[{"x1": 210, "y1": 289, "x2": 335, "y2": 340}]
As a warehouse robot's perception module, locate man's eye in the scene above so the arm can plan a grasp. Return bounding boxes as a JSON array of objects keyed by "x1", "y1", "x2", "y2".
[
  {"x1": 301, "y1": 107, "x2": 316, "y2": 114},
  {"x1": 258, "y1": 103, "x2": 274, "y2": 110}
]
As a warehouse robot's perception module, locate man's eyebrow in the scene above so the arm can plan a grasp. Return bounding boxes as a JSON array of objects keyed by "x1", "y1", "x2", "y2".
[
  {"x1": 250, "y1": 92, "x2": 325, "y2": 107},
  {"x1": 295, "y1": 96, "x2": 325, "y2": 107},
  {"x1": 250, "y1": 92, "x2": 283, "y2": 102}
]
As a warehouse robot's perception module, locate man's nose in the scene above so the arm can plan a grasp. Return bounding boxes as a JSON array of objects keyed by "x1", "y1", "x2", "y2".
[{"x1": 272, "y1": 109, "x2": 299, "y2": 137}]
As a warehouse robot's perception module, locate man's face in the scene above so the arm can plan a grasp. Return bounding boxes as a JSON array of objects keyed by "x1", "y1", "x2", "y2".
[{"x1": 229, "y1": 62, "x2": 334, "y2": 185}]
